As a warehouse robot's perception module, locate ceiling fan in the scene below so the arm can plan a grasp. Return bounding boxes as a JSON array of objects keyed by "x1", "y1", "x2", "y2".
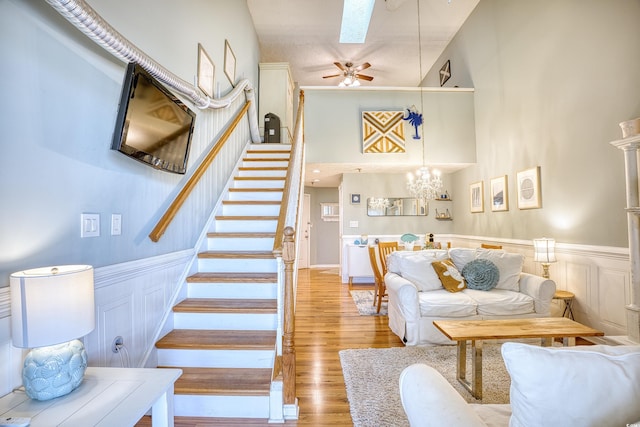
[{"x1": 323, "y1": 62, "x2": 374, "y2": 87}]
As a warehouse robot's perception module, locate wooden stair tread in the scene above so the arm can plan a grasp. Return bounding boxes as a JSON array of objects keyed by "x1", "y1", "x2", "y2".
[
  {"x1": 233, "y1": 177, "x2": 285, "y2": 181},
  {"x1": 228, "y1": 188, "x2": 283, "y2": 192},
  {"x1": 174, "y1": 298, "x2": 277, "y2": 313},
  {"x1": 221, "y1": 200, "x2": 281, "y2": 205},
  {"x1": 242, "y1": 157, "x2": 289, "y2": 161},
  {"x1": 238, "y1": 166, "x2": 287, "y2": 171},
  {"x1": 247, "y1": 150, "x2": 291, "y2": 154},
  {"x1": 198, "y1": 250, "x2": 275, "y2": 259},
  {"x1": 187, "y1": 272, "x2": 277, "y2": 283},
  {"x1": 163, "y1": 367, "x2": 272, "y2": 396},
  {"x1": 156, "y1": 329, "x2": 276, "y2": 349},
  {"x1": 207, "y1": 232, "x2": 276, "y2": 238},
  {"x1": 214, "y1": 215, "x2": 278, "y2": 220}
]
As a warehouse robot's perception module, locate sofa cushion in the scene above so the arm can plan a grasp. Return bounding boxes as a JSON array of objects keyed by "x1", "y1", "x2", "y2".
[
  {"x1": 418, "y1": 289, "x2": 477, "y2": 317},
  {"x1": 462, "y1": 259, "x2": 500, "y2": 291},
  {"x1": 464, "y1": 289, "x2": 535, "y2": 316},
  {"x1": 502, "y1": 342, "x2": 640, "y2": 427},
  {"x1": 476, "y1": 249, "x2": 523, "y2": 292},
  {"x1": 432, "y1": 259, "x2": 466, "y2": 293},
  {"x1": 387, "y1": 250, "x2": 449, "y2": 292}
]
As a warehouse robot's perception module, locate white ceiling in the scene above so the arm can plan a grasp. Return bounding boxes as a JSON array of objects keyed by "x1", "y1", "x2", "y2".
[{"x1": 246, "y1": 0, "x2": 480, "y2": 186}]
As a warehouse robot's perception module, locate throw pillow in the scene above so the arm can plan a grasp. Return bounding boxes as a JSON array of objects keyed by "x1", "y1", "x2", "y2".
[
  {"x1": 476, "y1": 248, "x2": 523, "y2": 291},
  {"x1": 431, "y1": 259, "x2": 466, "y2": 292},
  {"x1": 502, "y1": 342, "x2": 640, "y2": 427},
  {"x1": 461, "y1": 259, "x2": 500, "y2": 291},
  {"x1": 448, "y1": 247, "x2": 476, "y2": 271},
  {"x1": 387, "y1": 250, "x2": 449, "y2": 291}
]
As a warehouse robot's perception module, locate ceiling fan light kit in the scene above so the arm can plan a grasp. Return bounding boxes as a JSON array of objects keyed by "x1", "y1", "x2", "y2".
[{"x1": 324, "y1": 61, "x2": 374, "y2": 87}]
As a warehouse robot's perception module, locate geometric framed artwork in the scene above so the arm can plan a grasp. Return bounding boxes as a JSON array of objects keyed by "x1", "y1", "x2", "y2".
[
  {"x1": 224, "y1": 39, "x2": 236, "y2": 85},
  {"x1": 439, "y1": 59, "x2": 451, "y2": 87},
  {"x1": 517, "y1": 166, "x2": 542, "y2": 209},
  {"x1": 490, "y1": 175, "x2": 509, "y2": 212},
  {"x1": 197, "y1": 43, "x2": 215, "y2": 98},
  {"x1": 469, "y1": 181, "x2": 484, "y2": 213},
  {"x1": 362, "y1": 111, "x2": 406, "y2": 153}
]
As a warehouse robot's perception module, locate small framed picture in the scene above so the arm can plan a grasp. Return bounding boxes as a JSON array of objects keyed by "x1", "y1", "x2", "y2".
[
  {"x1": 224, "y1": 39, "x2": 236, "y2": 85},
  {"x1": 517, "y1": 167, "x2": 542, "y2": 209},
  {"x1": 350, "y1": 193, "x2": 361, "y2": 205},
  {"x1": 490, "y1": 175, "x2": 509, "y2": 212},
  {"x1": 439, "y1": 59, "x2": 451, "y2": 86},
  {"x1": 469, "y1": 181, "x2": 484, "y2": 213},
  {"x1": 197, "y1": 43, "x2": 215, "y2": 98}
]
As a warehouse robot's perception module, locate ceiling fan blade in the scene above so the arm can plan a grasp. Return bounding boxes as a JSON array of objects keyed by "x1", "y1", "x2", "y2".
[
  {"x1": 334, "y1": 62, "x2": 346, "y2": 71},
  {"x1": 356, "y1": 74, "x2": 374, "y2": 81},
  {"x1": 355, "y1": 62, "x2": 371, "y2": 72},
  {"x1": 323, "y1": 74, "x2": 342, "y2": 79}
]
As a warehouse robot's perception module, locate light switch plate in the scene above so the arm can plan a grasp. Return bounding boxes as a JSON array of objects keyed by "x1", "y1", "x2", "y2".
[
  {"x1": 349, "y1": 220, "x2": 359, "y2": 228},
  {"x1": 81, "y1": 213, "x2": 100, "y2": 238},
  {"x1": 111, "y1": 214, "x2": 122, "y2": 236}
]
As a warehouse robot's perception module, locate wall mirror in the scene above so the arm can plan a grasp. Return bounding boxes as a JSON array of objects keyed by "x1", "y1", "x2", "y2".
[{"x1": 367, "y1": 197, "x2": 428, "y2": 216}]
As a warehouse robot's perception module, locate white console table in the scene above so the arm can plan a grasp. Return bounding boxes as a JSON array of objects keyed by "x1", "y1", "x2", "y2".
[
  {"x1": 0, "y1": 367, "x2": 182, "y2": 427},
  {"x1": 346, "y1": 244, "x2": 374, "y2": 288}
]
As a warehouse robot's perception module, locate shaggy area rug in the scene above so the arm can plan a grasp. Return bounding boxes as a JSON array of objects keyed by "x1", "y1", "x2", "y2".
[
  {"x1": 339, "y1": 344, "x2": 511, "y2": 427},
  {"x1": 350, "y1": 290, "x2": 388, "y2": 316}
]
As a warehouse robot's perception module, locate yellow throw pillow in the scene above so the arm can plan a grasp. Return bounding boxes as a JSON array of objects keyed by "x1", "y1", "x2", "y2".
[{"x1": 432, "y1": 259, "x2": 466, "y2": 293}]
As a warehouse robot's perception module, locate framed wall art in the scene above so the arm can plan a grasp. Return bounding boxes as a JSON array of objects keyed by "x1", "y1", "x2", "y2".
[
  {"x1": 224, "y1": 39, "x2": 236, "y2": 85},
  {"x1": 197, "y1": 43, "x2": 215, "y2": 98},
  {"x1": 517, "y1": 166, "x2": 542, "y2": 209},
  {"x1": 490, "y1": 175, "x2": 509, "y2": 211},
  {"x1": 350, "y1": 193, "x2": 361, "y2": 205},
  {"x1": 469, "y1": 181, "x2": 484, "y2": 213},
  {"x1": 439, "y1": 59, "x2": 451, "y2": 86}
]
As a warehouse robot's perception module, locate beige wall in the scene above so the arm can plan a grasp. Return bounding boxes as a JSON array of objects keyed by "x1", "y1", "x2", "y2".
[{"x1": 425, "y1": 0, "x2": 640, "y2": 247}]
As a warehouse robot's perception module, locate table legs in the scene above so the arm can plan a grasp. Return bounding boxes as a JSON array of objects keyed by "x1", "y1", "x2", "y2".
[{"x1": 456, "y1": 339, "x2": 483, "y2": 400}]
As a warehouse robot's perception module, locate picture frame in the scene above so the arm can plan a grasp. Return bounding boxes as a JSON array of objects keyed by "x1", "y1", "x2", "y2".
[
  {"x1": 490, "y1": 175, "x2": 509, "y2": 212},
  {"x1": 350, "y1": 193, "x2": 361, "y2": 205},
  {"x1": 197, "y1": 43, "x2": 215, "y2": 98},
  {"x1": 224, "y1": 39, "x2": 236, "y2": 85},
  {"x1": 439, "y1": 59, "x2": 451, "y2": 86},
  {"x1": 469, "y1": 181, "x2": 484, "y2": 213},
  {"x1": 517, "y1": 167, "x2": 542, "y2": 209}
]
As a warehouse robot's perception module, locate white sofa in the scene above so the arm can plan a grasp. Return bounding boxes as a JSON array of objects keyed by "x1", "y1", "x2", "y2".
[
  {"x1": 386, "y1": 248, "x2": 556, "y2": 345},
  {"x1": 399, "y1": 342, "x2": 640, "y2": 427}
]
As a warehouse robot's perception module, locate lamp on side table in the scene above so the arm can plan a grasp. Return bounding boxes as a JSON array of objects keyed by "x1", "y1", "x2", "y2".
[{"x1": 10, "y1": 265, "x2": 95, "y2": 401}]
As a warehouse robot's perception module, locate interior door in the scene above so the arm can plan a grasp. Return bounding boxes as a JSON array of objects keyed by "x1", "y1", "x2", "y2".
[{"x1": 298, "y1": 193, "x2": 311, "y2": 268}]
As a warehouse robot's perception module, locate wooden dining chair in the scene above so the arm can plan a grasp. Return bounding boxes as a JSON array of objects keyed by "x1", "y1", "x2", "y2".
[
  {"x1": 481, "y1": 243, "x2": 502, "y2": 249},
  {"x1": 368, "y1": 246, "x2": 386, "y2": 313},
  {"x1": 378, "y1": 241, "x2": 399, "y2": 276}
]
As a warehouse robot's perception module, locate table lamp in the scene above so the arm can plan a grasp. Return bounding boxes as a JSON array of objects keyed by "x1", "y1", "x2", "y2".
[
  {"x1": 533, "y1": 238, "x2": 556, "y2": 279},
  {"x1": 10, "y1": 265, "x2": 95, "y2": 401}
]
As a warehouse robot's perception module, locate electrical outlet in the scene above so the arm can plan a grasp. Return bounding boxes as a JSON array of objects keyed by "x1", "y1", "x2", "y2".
[{"x1": 81, "y1": 213, "x2": 100, "y2": 238}]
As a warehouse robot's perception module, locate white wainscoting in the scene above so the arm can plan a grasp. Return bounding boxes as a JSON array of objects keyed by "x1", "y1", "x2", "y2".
[
  {"x1": 341, "y1": 234, "x2": 633, "y2": 340},
  {"x1": 0, "y1": 249, "x2": 194, "y2": 396}
]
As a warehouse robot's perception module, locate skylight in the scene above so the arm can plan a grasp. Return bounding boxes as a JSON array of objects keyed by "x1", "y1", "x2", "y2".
[{"x1": 339, "y1": 0, "x2": 375, "y2": 43}]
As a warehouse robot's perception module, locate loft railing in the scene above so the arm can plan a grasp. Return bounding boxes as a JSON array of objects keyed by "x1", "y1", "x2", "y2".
[{"x1": 273, "y1": 90, "x2": 305, "y2": 406}]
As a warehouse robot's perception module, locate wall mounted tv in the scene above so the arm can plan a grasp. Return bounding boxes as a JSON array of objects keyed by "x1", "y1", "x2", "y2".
[{"x1": 111, "y1": 63, "x2": 196, "y2": 174}]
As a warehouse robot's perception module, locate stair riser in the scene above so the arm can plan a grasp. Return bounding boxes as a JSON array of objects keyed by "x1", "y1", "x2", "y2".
[
  {"x1": 241, "y1": 160, "x2": 289, "y2": 168},
  {"x1": 207, "y1": 237, "x2": 275, "y2": 251},
  {"x1": 174, "y1": 313, "x2": 277, "y2": 330},
  {"x1": 187, "y1": 282, "x2": 278, "y2": 299},
  {"x1": 233, "y1": 180, "x2": 285, "y2": 189},
  {"x1": 245, "y1": 151, "x2": 290, "y2": 159},
  {"x1": 238, "y1": 169, "x2": 287, "y2": 178},
  {"x1": 220, "y1": 204, "x2": 280, "y2": 216},
  {"x1": 157, "y1": 349, "x2": 274, "y2": 368},
  {"x1": 198, "y1": 258, "x2": 278, "y2": 272},
  {"x1": 174, "y1": 395, "x2": 270, "y2": 418},
  {"x1": 214, "y1": 220, "x2": 278, "y2": 232},
  {"x1": 227, "y1": 191, "x2": 283, "y2": 201}
]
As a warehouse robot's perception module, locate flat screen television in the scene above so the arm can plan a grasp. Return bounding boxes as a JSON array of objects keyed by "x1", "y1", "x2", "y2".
[{"x1": 111, "y1": 63, "x2": 196, "y2": 174}]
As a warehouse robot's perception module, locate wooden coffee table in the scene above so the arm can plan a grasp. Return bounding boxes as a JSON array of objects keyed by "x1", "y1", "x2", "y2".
[{"x1": 433, "y1": 317, "x2": 604, "y2": 400}]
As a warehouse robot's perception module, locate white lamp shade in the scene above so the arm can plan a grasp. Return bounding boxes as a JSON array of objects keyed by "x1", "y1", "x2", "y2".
[
  {"x1": 533, "y1": 238, "x2": 557, "y2": 263},
  {"x1": 10, "y1": 265, "x2": 95, "y2": 348}
]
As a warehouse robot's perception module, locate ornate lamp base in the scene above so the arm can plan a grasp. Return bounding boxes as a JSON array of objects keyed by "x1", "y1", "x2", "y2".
[{"x1": 22, "y1": 339, "x2": 88, "y2": 401}]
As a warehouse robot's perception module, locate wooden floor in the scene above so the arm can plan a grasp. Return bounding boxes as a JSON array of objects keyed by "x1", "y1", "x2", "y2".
[{"x1": 136, "y1": 267, "x2": 403, "y2": 427}]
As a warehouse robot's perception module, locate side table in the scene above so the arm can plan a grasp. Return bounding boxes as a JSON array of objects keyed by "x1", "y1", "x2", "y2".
[{"x1": 553, "y1": 290, "x2": 575, "y2": 320}]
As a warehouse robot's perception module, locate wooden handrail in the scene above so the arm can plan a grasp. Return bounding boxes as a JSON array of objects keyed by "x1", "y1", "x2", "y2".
[{"x1": 149, "y1": 101, "x2": 251, "y2": 242}]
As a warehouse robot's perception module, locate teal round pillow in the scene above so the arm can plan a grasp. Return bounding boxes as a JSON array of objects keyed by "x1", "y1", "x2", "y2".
[{"x1": 462, "y1": 259, "x2": 500, "y2": 291}]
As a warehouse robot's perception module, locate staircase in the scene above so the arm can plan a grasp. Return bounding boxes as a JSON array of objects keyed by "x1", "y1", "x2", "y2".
[{"x1": 155, "y1": 143, "x2": 291, "y2": 420}]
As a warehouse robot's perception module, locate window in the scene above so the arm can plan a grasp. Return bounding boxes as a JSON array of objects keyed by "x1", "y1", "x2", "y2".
[{"x1": 321, "y1": 203, "x2": 339, "y2": 222}]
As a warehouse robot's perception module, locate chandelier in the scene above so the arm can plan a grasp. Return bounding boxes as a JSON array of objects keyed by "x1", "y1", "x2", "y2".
[{"x1": 407, "y1": 167, "x2": 443, "y2": 201}]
